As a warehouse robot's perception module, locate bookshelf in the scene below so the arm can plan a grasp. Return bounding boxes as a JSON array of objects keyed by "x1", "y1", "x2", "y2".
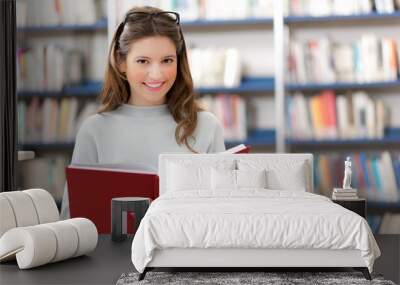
[
  {"x1": 16, "y1": 0, "x2": 107, "y2": 203},
  {"x1": 16, "y1": 1, "x2": 400, "y2": 230},
  {"x1": 275, "y1": 1, "x2": 400, "y2": 233},
  {"x1": 17, "y1": 3, "x2": 400, "y2": 150}
]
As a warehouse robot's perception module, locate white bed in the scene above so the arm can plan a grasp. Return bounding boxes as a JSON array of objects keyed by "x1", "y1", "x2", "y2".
[{"x1": 131, "y1": 154, "x2": 380, "y2": 280}]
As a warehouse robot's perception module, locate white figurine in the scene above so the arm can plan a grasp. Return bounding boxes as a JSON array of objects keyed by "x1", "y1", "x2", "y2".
[{"x1": 342, "y1": 157, "x2": 352, "y2": 189}]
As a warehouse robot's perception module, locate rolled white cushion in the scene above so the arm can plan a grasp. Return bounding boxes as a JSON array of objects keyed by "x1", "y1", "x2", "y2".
[
  {"x1": 0, "y1": 192, "x2": 39, "y2": 227},
  {"x1": 23, "y1": 189, "x2": 59, "y2": 224},
  {"x1": 42, "y1": 221, "x2": 79, "y2": 262},
  {"x1": 0, "y1": 226, "x2": 57, "y2": 269},
  {"x1": 0, "y1": 218, "x2": 98, "y2": 269},
  {"x1": 64, "y1": 218, "x2": 98, "y2": 257},
  {"x1": 0, "y1": 196, "x2": 17, "y2": 237}
]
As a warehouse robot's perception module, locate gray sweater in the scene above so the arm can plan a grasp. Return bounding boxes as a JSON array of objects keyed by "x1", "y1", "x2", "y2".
[{"x1": 60, "y1": 104, "x2": 225, "y2": 219}]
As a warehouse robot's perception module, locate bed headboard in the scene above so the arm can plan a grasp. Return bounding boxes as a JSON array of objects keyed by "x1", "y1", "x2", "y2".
[{"x1": 158, "y1": 153, "x2": 313, "y2": 195}]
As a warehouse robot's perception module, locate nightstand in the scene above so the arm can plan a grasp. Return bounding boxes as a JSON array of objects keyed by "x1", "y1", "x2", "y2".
[
  {"x1": 111, "y1": 197, "x2": 150, "y2": 242},
  {"x1": 332, "y1": 198, "x2": 366, "y2": 218}
]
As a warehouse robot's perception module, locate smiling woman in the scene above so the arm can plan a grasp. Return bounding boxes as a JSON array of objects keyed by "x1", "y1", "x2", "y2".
[{"x1": 60, "y1": 6, "x2": 226, "y2": 219}]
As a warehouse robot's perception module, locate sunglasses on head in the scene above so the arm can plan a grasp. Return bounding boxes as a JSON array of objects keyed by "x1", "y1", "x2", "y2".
[
  {"x1": 123, "y1": 11, "x2": 180, "y2": 26},
  {"x1": 115, "y1": 11, "x2": 184, "y2": 51}
]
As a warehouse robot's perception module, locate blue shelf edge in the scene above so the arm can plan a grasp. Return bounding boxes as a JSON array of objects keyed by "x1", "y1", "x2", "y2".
[
  {"x1": 285, "y1": 11, "x2": 400, "y2": 23},
  {"x1": 196, "y1": 77, "x2": 275, "y2": 94},
  {"x1": 17, "y1": 78, "x2": 400, "y2": 98},
  {"x1": 18, "y1": 77, "x2": 275, "y2": 97},
  {"x1": 19, "y1": 130, "x2": 276, "y2": 150},
  {"x1": 15, "y1": 12, "x2": 400, "y2": 32},
  {"x1": 19, "y1": 129, "x2": 400, "y2": 149},
  {"x1": 289, "y1": 138, "x2": 400, "y2": 146},
  {"x1": 226, "y1": 129, "x2": 276, "y2": 147},
  {"x1": 286, "y1": 79, "x2": 400, "y2": 91},
  {"x1": 182, "y1": 17, "x2": 273, "y2": 27},
  {"x1": 17, "y1": 18, "x2": 107, "y2": 32},
  {"x1": 18, "y1": 142, "x2": 75, "y2": 151},
  {"x1": 17, "y1": 81, "x2": 103, "y2": 97},
  {"x1": 289, "y1": 128, "x2": 400, "y2": 145}
]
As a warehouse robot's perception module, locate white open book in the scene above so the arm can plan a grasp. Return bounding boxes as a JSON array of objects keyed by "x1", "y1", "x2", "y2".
[{"x1": 222, "y1": 144, "x2": 250, "y2": 154}]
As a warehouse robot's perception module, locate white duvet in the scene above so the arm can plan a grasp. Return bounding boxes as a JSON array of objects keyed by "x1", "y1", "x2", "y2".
[{"x1": 131, "y1": 190, "x2": 380, "y2": 273}]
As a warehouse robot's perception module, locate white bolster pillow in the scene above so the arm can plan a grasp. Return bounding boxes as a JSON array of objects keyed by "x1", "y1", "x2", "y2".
[
  {"x1": 23, "y1": 189, "x2": 59, "y2": 224},
  {"x1": 42, "y1": 221, "x2": 79, "y2": 262},
  {"x1": 0, "y1": 189, "x2": 59, "y2": 238},
  {"x1": 0, "y1": 196, "x2": 17, "y2": 237},
  {"x1": 64, "y1": 218, "x2": 98, "y2": 257},
  {"x1": 0, "y1": 226, "x2": 57, "y2": 268},
  {"x1": 0, "y1": 218, "x2": 98, "y2": 269},
  {"x1": 0, "y1": 191, "x2": 39, "y2": 227}
]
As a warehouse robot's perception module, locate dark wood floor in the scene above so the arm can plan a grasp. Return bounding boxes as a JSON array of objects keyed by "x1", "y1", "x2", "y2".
[
  {"x1": 0, "y1": 234, "x2": 398, "y2": 284},
  {"x1": 373, "y1": 234, "x2": 400, "y2": 284}
]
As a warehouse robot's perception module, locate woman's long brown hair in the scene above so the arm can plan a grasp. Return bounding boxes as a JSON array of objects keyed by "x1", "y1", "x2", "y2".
[{"x1": 99, "y1": 6, "x2": 201, "y2": 152}]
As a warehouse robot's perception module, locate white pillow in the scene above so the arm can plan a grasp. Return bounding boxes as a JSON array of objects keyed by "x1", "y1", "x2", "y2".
[
  {"x1": 236, "y1": 169, "x2": 267, "y2": 189},
  {"x1": 237, "y1": 159, "x2": 309, "y2": 191},
  {"x1": 211, "y1": 169, "x2": 268, "y2": 190},
  {"x1": 211, "y1": 168, "x2": 236, "y2": 190},
  {"x1": 166, "y1": 160, "x2": 235, "y2": 192},
  {"x1": 167, "y1": 163, "x2": 210, "y2": 191}
]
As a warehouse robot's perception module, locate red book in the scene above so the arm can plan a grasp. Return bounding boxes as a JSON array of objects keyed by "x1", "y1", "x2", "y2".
[
  {"x1": 66, "y1": 145, "x2": 250, "y2": 233},
  {"x1": 66, "y1": 165, "x2": 158, "y2": 234},
  {"x1": 320, "y1": 90, "x2": 337, "y2": 138}
]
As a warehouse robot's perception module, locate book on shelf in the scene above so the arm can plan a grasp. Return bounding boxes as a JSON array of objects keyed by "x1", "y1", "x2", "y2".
[
  {"x1": 247, "y1": 97, "x2": 276, "y2": 130},
  {"x1": 17, "y1": 0, "x2": 104, "y2": 27},
  {"x1": 66, "y1": 144, "x2": 250, "y2": 233},
  {"x1": 188, "y1": 47, "x2": 242, "y2": 89},
  {"x1": 333, "y1": 188, "x2": 358, "y2": 193},
  {"x1": 198, "y1": 94, "x2": 247, "y2": 141},
  {"x1": 116, "y1": 0, "x2": 274, "y2": 22},
  {"x1": 332, "y1": 188, "x2": 359, "y2": 200},
  {"x1": 332, "y1": 194, "x2": 359, "y2": 200},
  {"x1": 287, "y1": 91, "x2": 389, "y2": 140},
  {"x1": 17, "y1": 42, "x2": 107, "y2": 91},
  {"x1": 18, "y1": 98, "x2": 98, "y2": 144},
  {"x1": 20, "y1": 155, "x2": 69, "y2": 202},
  {"x1": 288, "y1": 0, "x2": 400, "y2": 16},
  {"x1": 288, "y1": 35, "x2": 399, "y2": 85}
]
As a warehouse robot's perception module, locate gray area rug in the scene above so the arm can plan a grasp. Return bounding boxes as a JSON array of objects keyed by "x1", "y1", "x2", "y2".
[{"x1": 116, "y1": 271, "x2": 396, "y2": 285}]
